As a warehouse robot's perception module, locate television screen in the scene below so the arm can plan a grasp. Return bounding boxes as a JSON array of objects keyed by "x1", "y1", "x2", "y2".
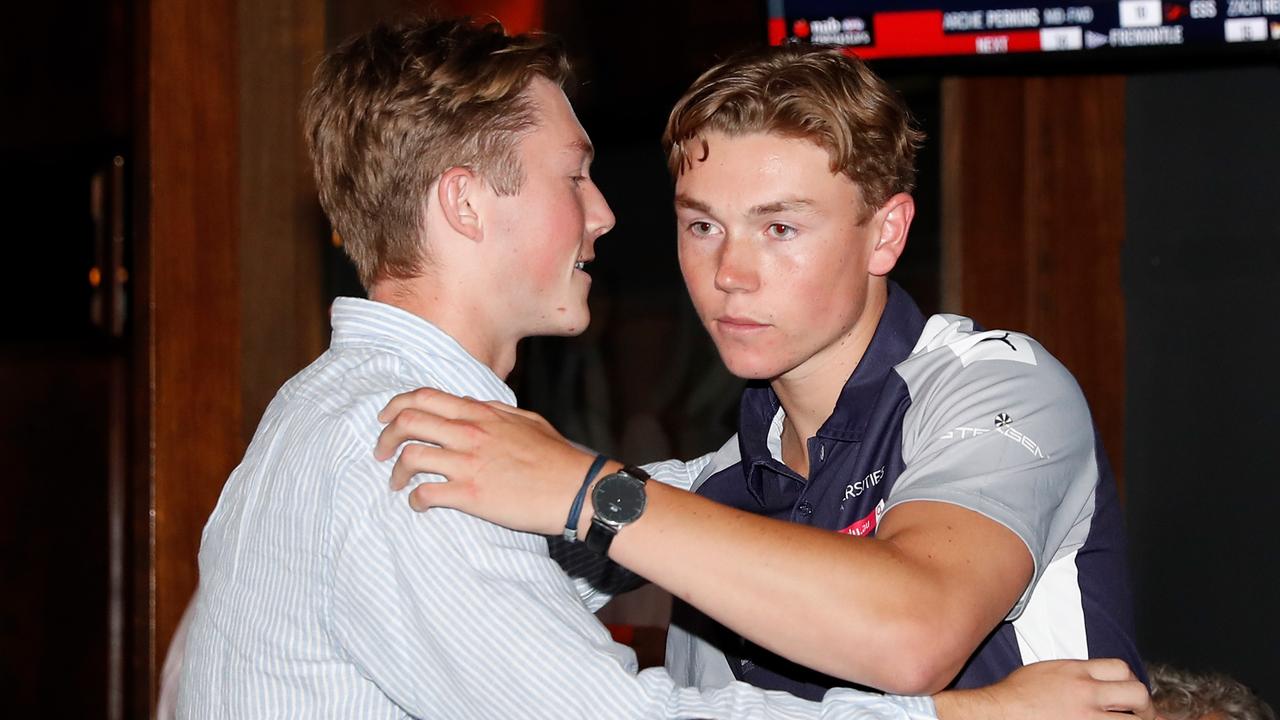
[{"x1": 767, "y1": 0, "x2": 1280, "y2": 60}]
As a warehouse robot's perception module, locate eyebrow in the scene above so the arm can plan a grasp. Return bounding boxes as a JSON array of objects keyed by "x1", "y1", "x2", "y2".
[
  {"x1": 674, "y1": 193, "x2": 711, "y2": 214},
  {"x1": 749, "y1": 198, "x2": 815, "y2": 216},
  {"x1": 674, "y1": 194, "x2": 816, "y2": 216},
  {"x1": 569, "y1": 138, "x2": 594, "y2": 162}
]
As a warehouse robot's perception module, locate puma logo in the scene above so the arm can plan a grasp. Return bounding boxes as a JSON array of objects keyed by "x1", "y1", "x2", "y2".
[{"x1": 978, "y1": 332, "x2": 1017, "y2": 351}]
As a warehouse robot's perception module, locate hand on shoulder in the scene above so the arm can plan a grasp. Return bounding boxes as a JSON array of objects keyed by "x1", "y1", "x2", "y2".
[{"x1": 933, "y1": 659, "x2": 1158, "y2": 720}]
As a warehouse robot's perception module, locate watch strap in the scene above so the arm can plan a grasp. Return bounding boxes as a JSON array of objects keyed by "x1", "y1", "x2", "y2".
[{"x1": 585, "y1": 516, "x2": 616, "y2": 555}]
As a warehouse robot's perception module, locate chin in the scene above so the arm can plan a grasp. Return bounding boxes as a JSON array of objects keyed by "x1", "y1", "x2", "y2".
[
  {"x1": 717, "y1": 350, "x2": 790, "y2": 381},
  {"x1": 548, "y1": 309, "x2": 590, "y2": 337}
]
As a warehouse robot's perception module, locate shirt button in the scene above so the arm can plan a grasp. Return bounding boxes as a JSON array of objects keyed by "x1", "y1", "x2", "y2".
[
  {"x1": 798, "y1": 502, "x2": 813, "y2": 517},
  {"x1": 819, "y1": 444, "x2": 826, "y2": 462}
]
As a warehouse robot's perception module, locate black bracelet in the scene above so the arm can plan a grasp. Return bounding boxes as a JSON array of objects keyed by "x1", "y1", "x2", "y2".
[{"x1": 564, "y1": 454, "x2": 609, "y2": 542}]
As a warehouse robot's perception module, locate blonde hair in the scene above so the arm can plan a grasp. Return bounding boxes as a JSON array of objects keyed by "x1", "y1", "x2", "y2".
[
  {"x1": 1149, "y1": 663, "x2": 1276, "y2": 720},
  {"x1": 664, "y1": 45, "x2": 923, "y2": 218},
  {"x1": 302, "y1": 18, "x2": 570, "y2": 288}
]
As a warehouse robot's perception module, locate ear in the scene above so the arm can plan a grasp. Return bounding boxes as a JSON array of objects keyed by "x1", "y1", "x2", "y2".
[
  {"x1": 866, "y1": 193, "x2": 914, "y2": 277},
  {"x1": 435, "y1": 166, "x2": 484, "y2": 242}
]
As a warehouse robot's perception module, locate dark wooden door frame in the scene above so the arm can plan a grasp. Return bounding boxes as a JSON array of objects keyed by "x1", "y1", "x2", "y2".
[{"x1": 132, "y1": 0, "x2": 242, "y2": 714}]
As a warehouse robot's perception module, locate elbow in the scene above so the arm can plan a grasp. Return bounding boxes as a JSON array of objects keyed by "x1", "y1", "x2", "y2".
[
  {"x1": 874, "y1": 659, "x2": 955, "y2": 696},
  {"x1": 840, "y1": 621, "x2": 967, "y2": 696}
]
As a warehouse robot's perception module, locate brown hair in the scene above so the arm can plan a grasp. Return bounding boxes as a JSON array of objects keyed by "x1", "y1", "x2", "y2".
[
  {"x1": 302, "y1": 18, "x2": 570, "y2": 288},
  {"x1": 1150, "y1": 663, "x2": 1276, "y2": 720},
  {"x1": 663, "y1": 45, "x2": 923, "y2": 218}
]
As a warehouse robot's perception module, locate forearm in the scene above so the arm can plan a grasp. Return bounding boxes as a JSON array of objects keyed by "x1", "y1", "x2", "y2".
[
  {"x1": 374, "y1": 392, "x2": 1019, "y2": 695},
  {"x1": 931, "y1": 689, "x2": 1001, "y2": 720},
  {"x1": 346, "y1": 493, "x2": 932, "y2": 718},
  {"x1": 593, "y1": 479, "x2": 972, "y2": 693}
]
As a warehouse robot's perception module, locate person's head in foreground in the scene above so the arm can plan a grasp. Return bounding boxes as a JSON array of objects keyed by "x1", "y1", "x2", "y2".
[
  {"x1": 1150, "y1": 663, "x2": 1276, "y2": 720},
  {"x1": 304, "y1": 17, "x2": 612, "y2": 373},
  {"x1": 664, "y1": 44, "x2": 922, "y2": 383}
]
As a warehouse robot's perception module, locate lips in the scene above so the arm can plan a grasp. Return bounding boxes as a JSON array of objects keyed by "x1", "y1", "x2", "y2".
[{"x1": 715, "y1": 315, "x2": 769, "y2": 332}]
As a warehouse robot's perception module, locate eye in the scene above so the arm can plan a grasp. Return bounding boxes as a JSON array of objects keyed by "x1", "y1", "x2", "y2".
[
  {"x1": 766, "y1": 223, "x2": 797, "y2": 239},
  {"x1": 688, "y1": 221, "x2": 718, "y2": 237},
  {"x1": 570, "y1": 175, "x2": 588, "y2": 186}
]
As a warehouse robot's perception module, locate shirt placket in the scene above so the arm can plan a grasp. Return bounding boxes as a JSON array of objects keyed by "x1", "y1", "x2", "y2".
[{"x1": 799, "y1": 436, "x2": 862, "y2": 528}]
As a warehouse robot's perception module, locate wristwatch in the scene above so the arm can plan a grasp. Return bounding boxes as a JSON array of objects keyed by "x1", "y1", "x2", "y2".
[{"x1": 584, "y1": 465, "x2": 650, "y2": 555}]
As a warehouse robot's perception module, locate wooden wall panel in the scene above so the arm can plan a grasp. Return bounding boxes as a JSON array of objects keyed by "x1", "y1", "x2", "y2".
[
  {"x1": 942, "y1": 76, "x2": 1127, "y2": 485},
  {"x1": 940, "y1": 77, "x2": 1028, "y2": 320},
  {"x1": 1022, "y1": 77, "x2": 1127, "y2": 477},
  {"x1": 239, "y1": 0, "x2": 328, "y2": 441},
  {"x1": 144, "y1": 0, "x2": 242, "y2": 710}
]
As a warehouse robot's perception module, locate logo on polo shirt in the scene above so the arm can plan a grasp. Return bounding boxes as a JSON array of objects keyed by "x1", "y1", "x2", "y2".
[
  {"x1": 979, "y1": 333, "x2": 1018, "y2": 352},
  {"x1": 940, "y1": 416, "x2": 1049, "y2": 459},
  {"x1": 953, "y1": 329, "x2": 1037, "y2": 367},
  {"x1": 843, "y1": 466, "x2": 885, "y2": 501},
  {"x1": 839, "y1": 499, "x2": 886, "y2": 536}
]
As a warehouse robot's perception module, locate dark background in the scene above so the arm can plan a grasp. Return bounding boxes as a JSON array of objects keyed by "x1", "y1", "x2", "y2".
[
  {"x1": 0, "y1": 0, "x2": 1276, "y2": 715},
  {"x1": 1124, "y1": 66, "x2": 1280, "y2": 701}
]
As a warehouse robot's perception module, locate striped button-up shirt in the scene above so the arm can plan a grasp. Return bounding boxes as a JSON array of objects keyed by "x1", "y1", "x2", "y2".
[{"x1": 178, "y1": 297, "x2": 935, "y2": 719}]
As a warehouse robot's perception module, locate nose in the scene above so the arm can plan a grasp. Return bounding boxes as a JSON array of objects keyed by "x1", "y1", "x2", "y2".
[
  {"x1": 585, "y1": 181, "x2": 615, "y2": 243},
  {"x1": 714, "y1": 236, "x2": 759, "y2": 293}
]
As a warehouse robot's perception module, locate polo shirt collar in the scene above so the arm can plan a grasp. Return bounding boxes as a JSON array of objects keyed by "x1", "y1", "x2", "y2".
[
  {"x1": 736, "y1": 282, "x2": 926, "y2": 499},
  {"x1": 817, "y1": 282, "x2": 926, "y2": 441}
]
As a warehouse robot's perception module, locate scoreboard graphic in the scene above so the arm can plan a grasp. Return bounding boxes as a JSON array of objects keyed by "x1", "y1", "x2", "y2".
[{"x1": 767, "y1": 0, "x2": 1280, "y2": 59}]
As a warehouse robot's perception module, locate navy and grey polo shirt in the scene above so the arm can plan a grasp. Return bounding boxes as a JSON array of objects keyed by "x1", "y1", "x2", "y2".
[{"x1": 666, "y1": 284, "x2": 1144, "y2": 698}]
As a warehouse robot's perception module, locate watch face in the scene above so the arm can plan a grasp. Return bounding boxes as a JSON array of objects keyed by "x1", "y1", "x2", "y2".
[{"x1": 594, "y1": 473, "x2": 646, "y2": 524}]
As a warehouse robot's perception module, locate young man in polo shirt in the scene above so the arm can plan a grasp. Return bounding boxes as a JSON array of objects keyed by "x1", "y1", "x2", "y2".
[{"x1": 376, "y1": 44, "x2": 1146, "y2": 702}]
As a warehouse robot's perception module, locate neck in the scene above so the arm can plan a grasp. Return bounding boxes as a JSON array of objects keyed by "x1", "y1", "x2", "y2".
[
  {"x1": 369, "y1": 277, "x2": 519, "y2": 380},
  {"x1": 772, "y1": 281, "x2": 888, "y2": 469}
]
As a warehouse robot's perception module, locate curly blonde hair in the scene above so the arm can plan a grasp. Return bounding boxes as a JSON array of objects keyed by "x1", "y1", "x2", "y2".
[{"x1": 1149, "y1": 663, "x2": 1276, "y2": 720}]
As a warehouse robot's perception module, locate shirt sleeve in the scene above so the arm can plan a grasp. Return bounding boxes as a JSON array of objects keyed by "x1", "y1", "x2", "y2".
[
  {"x1": 887, "y1": 330, "x2": 1101, "y2": 618},
  {"x1": 327, "y1": 422, "x2": 934, "y2": 719}
]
